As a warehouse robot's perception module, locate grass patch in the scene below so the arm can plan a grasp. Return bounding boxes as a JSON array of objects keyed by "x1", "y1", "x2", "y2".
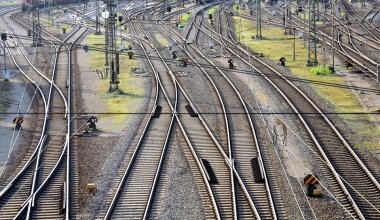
[
  {"x1": 0, "y1": 0, "x2": 18, "y2": 6},
  {"x1": 39, "y1": 18, "x2": 73, "y2": 33},
  {"x1": 154, "y1": 33, "x2": 168, "y2": 47},
  {"x1": 311, "y1": 65, "x2": 334, "y2": 75},
  {"x1": 232, "y1": 4, "x2": 246, "y2": 13},
  {"x1": 83, "y1": 34, "x2": 144, "y2": 125},
  {"x1": 208, "y1": 5, "x2": 220, "y2": 15},
  {"x1": 179, "y1": 12, "x2": 191, "y2": 27},
  {"x1": 208, "y1": 5, "x2": 220, "y2": 23},
  {"x1": 233, "y1": 16, "x2": 380, "y2": 150}
]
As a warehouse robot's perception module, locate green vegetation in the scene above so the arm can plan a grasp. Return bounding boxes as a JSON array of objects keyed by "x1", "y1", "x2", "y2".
[
  {"x1": 179, "y1": 12, "x2": 191, "y2": 27},
  {"x1": 40, "y1": 18, "x2": 73, "y2": 33},
  {"x1": 208, "y1": 5, "x2": 220, "y2": 15},
  {"x1": 233, "y1": 16, "x2": 380, "y2": 149},
  {"x1": 84, "y1": 34, "x2": 144, "y2": 125},
  {"x1": 311, "y1": 65, "x2": 334, "y2": 75},
  {"x1": 232, "y1": 4, "x2": 246, "y2": 13},
  {"x1": 154, "y1": 33, "x2": 168, "y2": 47},
  {"x1": 0, "y1": 0, "x2": 19, "y2": 6}
]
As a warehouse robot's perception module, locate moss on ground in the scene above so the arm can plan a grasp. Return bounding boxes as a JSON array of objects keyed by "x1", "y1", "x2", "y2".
[
  {"x1": 83, "y1": 34, "x2": 144, "y2": 125},
  {"x1": 233, "y1": 16, "x2": 380, "y2": 149}
]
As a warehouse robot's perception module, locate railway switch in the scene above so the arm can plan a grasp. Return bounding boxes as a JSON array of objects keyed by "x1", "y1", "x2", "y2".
[{"x1": 13, "y1": 116, "x2": 24, "y2": 130}]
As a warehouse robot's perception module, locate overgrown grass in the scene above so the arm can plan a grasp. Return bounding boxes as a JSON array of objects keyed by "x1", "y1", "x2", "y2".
[
  {"x1": 234, "y1": 16, "x2": 380, "y2": 149},
  {"x1": 0, "y1": 0, "x2": 18, "y2": 6},
  {"x1": 83, "y1": 34, "x2": 144, "y2": 125},
  {"x1": 154, "y1": 33, "x2": 168, "y2": 46},
  {"x1": 39, "y1": 18, "x2": 73, "y2": 33},
  {"x1": 180, "y1": 12, "x2": 191, "y2": 27},
  {"x1": 208, "y1": 5, "x2": 220, "y2": 15},
  {"x1": 311, "y1": 65, "x2": 334, "y2": 75},
  {"x1": 232, "y1": 4, "x2": 246, "y2": 13}
]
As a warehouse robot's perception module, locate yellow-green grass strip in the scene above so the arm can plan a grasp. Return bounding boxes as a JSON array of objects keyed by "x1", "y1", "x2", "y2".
[
  {"x1": 154, "y1": 33, "x2": 168, "y2": 47},
  {"x1": 0, "y1": 0, "x2": 18, "y2": 6},
  {"x1": 180, "y1": 12, "x2": 191, "y2": 26}
]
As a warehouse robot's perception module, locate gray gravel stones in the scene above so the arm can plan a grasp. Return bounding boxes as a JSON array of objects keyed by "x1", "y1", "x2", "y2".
[{"x1": 156, "y1": 144, "x2": 204, "y2": 220}]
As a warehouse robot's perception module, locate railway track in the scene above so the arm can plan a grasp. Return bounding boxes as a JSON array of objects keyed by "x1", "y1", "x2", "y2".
[
  {"x1": 185, "y1": 9, "x2": 279, "y2": 219},
  {"x1": 103, "y1": 4, "x2": 220, "y2": 219},
  {"x1": 0, "y1": 7, "x2": 48, "y2": 220},
  {"x1": 197, "y1": 2, "x2": 380, "y2": 218},
  {"x1": 0, "y1": 8, "x2": 88, "y2": 219},
  {"x1": 151, "y1": 3, "x2": 283, "y2": 219},
  {"x1": 259, "y1": 3, "x2": 379, "y2": 77}
]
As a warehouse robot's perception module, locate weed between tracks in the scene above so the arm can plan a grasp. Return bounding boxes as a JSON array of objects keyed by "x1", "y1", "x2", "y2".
[
  {"x1": 234, "y1": 16, "x2": 380, "y2": 149},
  {"x1": 83, "y1": 34, "x2": 144, "y2": 126},
  {"x1": 180, "y1": 12, "x2": 191, "y2": 27},
  {"x1": 155, "y1": 33, "x2": 168, "y2": 47},
  {"x1": 208, "y1": 5, "x2": 220, "y2": 16}
]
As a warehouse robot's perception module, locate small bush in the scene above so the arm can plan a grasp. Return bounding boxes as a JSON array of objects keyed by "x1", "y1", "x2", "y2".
[{"x1": 311, "y1": 65, "x2": 334, "y2": 76}]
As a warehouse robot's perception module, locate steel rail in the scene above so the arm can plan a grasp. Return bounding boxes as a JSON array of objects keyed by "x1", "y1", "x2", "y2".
[
  {"x1": 15, "y1": 26, "x2": 84, "y2": 219},
  {"x1": 5, "y1": 8, "x2": 87, "y2": 218},
  {"x1": 181, "y1": 5, "x2": 238, "y2": 219},
  {"x1": 196, "y1": 6, "x2": 277, "y2": 219},
  {"x1": 13, "y1": 26, "x2": 88, "y2": 219},
  {"x1": 0, "y1": 7, "x2": 47, "y2": 202},
  {"x1": 133, "y1": 7, "x2": 223, "y2": 219},
  {"x1": 25, "y1": 25, "x2": 80, "y2": 220},
  {"x1": 154, "y1": 4, "x2": 262, "y2": 219},
  {"x1": 66, "y1": 24, "x2": 89, "y2": 220},
  {"x1": 103, "y1": 5, "x2": 179, "y2": 219},
  {"x1": 130, "y1": 9, "x2": 181, "y2": 220},
  {"x1": 0, "y1": 8, "x2": 48, "y2": 208}
]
